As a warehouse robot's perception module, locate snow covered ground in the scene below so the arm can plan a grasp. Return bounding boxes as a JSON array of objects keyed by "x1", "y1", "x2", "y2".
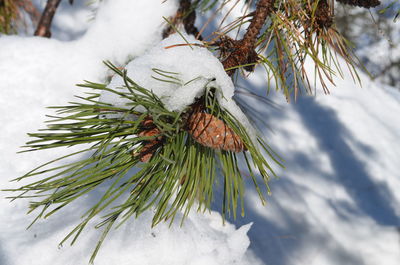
[{"x1": 0, "y1": 0, "x2": 399, "y2": 265}]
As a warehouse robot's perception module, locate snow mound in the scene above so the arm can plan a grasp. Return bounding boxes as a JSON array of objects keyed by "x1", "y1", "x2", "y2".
[
  {"x1": 0, "y1": 206, "x2": 259, "y2": 265},
  {"x1": 104, "y1": 34, "x2": 234, "y2": 112},
  {"x1": 101, "y1": 33, "x2": 255, "y2": 137},
  {"x1": 91, "y1": 211, "x2": 257, "y2": 265}
]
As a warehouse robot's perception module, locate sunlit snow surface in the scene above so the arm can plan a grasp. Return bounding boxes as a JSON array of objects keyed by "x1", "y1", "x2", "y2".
[{"x1": 1, "y1": 0, "x2": 400, "y2": 265}]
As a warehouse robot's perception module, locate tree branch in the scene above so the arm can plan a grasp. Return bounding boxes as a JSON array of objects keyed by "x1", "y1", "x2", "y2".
[
  {"x1": 34, "y1": 0, "x2": 62, "y2": 38},
  {"x1": 335, "y1": 0, "x2": 381, "y2": 8},
  {"x1": 221, "y1": 0, "x2": 275, "y2": 76},
  {"x1": 163, "y1": 0, "x2": 202, "y2": 40}
]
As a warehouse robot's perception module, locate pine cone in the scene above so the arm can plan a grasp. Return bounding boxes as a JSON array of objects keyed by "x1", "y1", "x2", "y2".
[
  {"x1": 335, "y1": 0, "x2": 381, "y2": 8},
  {"x1": 187, "y1": 112, "x2": 246, "y2": 152},
  {"x1": 315, "y1": 0, "x2": 333, "y2": 29},
  {"x1": 134, "y1": 117, "x2": 163, "y2": 163}
]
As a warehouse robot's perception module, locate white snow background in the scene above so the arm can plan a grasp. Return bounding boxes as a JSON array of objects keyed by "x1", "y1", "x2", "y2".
[{"x1": 0, "y1": 0, "x2": 400, "y2": 265}]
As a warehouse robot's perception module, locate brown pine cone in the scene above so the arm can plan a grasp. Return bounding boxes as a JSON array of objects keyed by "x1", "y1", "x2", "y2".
[
  {"x1": 138, "y1": 141, "x2": 159, "y2": 163},
  {"x1": 315, "y1": 0, "x2": 333, "y2": 29},
  {"x1": 134, "y1": 117, "x2": 163, "y2": 163},
  {"x1": 187, "y1": 112, "x2": 246, "y2": 152},
  {"x1": 335, "y1": 0, "x2": 381, "y2": 8}
]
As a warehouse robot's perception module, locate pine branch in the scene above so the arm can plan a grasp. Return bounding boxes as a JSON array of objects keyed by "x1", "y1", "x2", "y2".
[
  {"x1": 6, "y1": 0, "x2": 400, "y2": 262},
  {"x1": 315, "y1": 0, "x2": 334, "y2": 29},
  {"x1": 242, "y1": 0, "x2": 275, "y2": 48},
  {"x1": 222, "y1": 0, "x2": 275, "y2": 76},
  {"x1": 8, "y1": 61, "x2": 281, "y2": 262},
  {"x1": 163, "y1": 0, "x2": 203, "y2": 40},
  {"x1": 336, "y1": 0, "x2": 381, "y2": 8},
  {"x1": 34, "y1": 0, "x2": 62, "y2": 38}
]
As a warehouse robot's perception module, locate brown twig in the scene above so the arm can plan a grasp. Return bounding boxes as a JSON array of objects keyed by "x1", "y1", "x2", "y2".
[
  {"x1": 181, "y1": 0, "x2": 202, "y2": 40},
  {"x1": 163, "y1": 0, "x2": 203, "y2": 40},
  {"x1": 221, "y1": 0, "x2": 276, "y2": 76},
  {"x1": 34, "y1": 0, "x2": 62, "y2": 38}
]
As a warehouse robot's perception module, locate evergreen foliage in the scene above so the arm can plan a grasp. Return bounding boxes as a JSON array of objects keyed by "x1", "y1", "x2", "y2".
[
  {"x1": 6, "y1": 0, "x2": 397, "y2": 262},
  {"x1": 8, "y1": 62, "x2": 281, "y2": 262},
  {"x1": 0, "y1": 0, "x2": 20, "y2": 34}
]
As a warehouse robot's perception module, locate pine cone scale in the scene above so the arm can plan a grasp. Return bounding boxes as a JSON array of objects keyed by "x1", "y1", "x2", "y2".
[{"x1": 187, "y1": 112, "x2": 246, "y2": 152}]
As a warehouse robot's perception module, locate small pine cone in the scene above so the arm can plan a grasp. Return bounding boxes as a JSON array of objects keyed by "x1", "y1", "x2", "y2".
[
  {"x1": 139, "y1": 128, "x2": 161, "y2": 138},
  {"x1": 335, "y1": 0, "x2": 381, "y2": 8},
  {"x1": 140, "y1": 116, "x2": 156, "y2": 128},
  {"x1": 315, "y1": 0, "x2": 333, "y2": 29},
  {"x1": 134, "y1": 117, "x2": 163, "y2": 162},
  {"x1": 187, "y1": 112, "x2": 246, "y2": 152},
  {"x1": 138, "y1": 142, "x2": 158, "y2": 163}
]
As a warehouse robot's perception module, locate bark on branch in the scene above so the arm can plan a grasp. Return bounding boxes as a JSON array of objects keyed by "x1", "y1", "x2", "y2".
[
  {"x1": 163, "y1": 0, "x2": 202, "y2": 40},
  {"x1": 222, "y1": 0, "x2": 275, "y2": 76},
  {"x1": 335, "y1": 0, "x2": 381, "y2": 8},
  {"x1": 34, "y1": 0, "x2": 62, "y2": 38}
]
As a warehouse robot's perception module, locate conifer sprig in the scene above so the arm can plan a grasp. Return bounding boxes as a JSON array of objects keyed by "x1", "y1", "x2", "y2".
[
  {"x1": 7, "y1": 61, "x2": 281, "y2": 263},
  {"x1": 203, "y1": 0, "x2": 365, "y2": 101},
  {"x1": 257, "y1": 0, "x2": 362, "y2": 100}
]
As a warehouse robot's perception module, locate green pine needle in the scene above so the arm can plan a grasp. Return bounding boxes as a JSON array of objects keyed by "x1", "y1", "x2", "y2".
[{"x1": 7, "y1": 61, "x2": 282, "y2": 263}]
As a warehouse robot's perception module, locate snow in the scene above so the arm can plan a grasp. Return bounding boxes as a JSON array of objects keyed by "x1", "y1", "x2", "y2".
[
  {"x1": 0, "y1": 208, "x2": 258, "y2": 265},
  {"x1": 101, "y1": 33, "x2": 256, "y2": 138},
  {"x1": 1, "y1": 1, "x2": 400, "y2": 265},
  {"x1": 103, "y1": 34, "x2": 234, "y2": 112},
  {"x1": 229, "y1": 62, "x2": 400, "y2": 264}
]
